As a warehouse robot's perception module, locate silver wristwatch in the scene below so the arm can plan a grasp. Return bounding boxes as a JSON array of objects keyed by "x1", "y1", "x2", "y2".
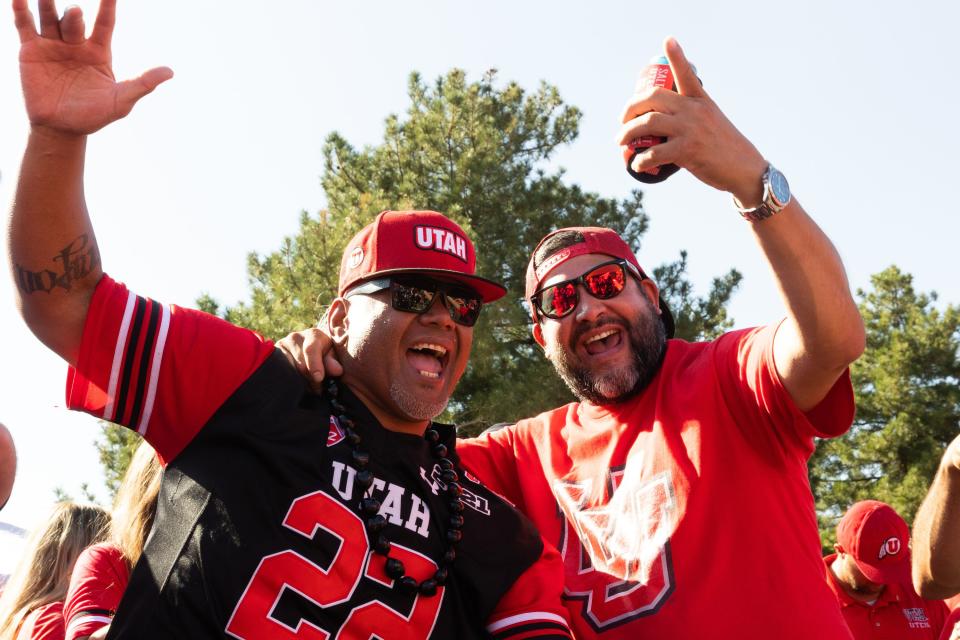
[{"x1": 733, "y1": 164, "x2": 791, "y2": 222}]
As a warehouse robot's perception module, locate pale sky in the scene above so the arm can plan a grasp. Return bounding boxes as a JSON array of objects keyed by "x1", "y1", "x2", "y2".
[{"x1": 1, "y1": 0, "x2": 958, "y2": 568}]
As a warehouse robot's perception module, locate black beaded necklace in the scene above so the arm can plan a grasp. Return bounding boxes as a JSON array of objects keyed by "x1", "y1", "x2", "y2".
[{"x1": 326, "y1": 379, "x2": 464, "y2": 597}]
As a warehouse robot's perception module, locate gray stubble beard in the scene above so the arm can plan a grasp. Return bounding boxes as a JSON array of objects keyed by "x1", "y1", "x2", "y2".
[{"x1": 390, "y1": 382, "x2": 448, "y2": 421}]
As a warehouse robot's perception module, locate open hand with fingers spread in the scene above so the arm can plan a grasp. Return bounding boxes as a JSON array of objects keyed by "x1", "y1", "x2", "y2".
[
  {"x1": 617, "y1": 36, "x2": 767, "y2": 207},
  {"x1": 13, "y1": 0, "x2": 172, "y2": 135}
]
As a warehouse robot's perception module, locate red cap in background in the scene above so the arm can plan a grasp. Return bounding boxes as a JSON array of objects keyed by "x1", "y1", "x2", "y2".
[{"x1": 836, "y1": 500, "x2": 911, "y2": 585}]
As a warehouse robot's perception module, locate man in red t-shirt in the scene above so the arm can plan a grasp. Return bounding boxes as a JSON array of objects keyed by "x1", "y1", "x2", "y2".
[
  {"x1": 825, "y1": 501, "x2": 948, "y2": 639},
  {"x1": 285, "y1": 38, "x2": 866, "y2": 640}
]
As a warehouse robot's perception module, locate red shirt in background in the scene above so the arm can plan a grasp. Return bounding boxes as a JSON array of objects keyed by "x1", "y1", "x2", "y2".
[
  {"x1": 824, "y1": 554, "x2": 948, "y2": 639},
  {"x1": 16, "y1": 602, "x2": 65, "y2": 640},
  {"x1": 941, "y1": 608, "x2": 960, "y2": 640},
  {"x1": 63, "y1": 543, "x2": 129, "y2": 640}
]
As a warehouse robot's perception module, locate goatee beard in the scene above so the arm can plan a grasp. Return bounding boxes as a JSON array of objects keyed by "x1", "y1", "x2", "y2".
[
  {"x1": 547, "y1": 301, "x2": 667, "y2": 405},
  {"x1": 390, "y1": 382, "x2": 448, "y2": 421}
]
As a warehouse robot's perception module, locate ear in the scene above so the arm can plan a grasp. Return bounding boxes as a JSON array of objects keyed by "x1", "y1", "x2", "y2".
[
  {"x1": 532, "y1": 321, "x2": 546, "y2": 349},
  {"x1": 640, "y1": 278, "x2": 663, "y2": 314},
  {"x1": 327, "y1": 298, "x2": 350, "y2": 345}
]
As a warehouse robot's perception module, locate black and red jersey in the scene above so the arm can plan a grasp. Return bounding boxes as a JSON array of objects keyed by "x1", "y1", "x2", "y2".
[{"x1": 67, "y1": 275, "x2": 572, "y2": 639}]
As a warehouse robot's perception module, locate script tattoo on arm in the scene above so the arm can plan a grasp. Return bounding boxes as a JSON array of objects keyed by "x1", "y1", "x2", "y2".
[{"x1": 15, "y1": 234, "x2": 101, "y2": 295}]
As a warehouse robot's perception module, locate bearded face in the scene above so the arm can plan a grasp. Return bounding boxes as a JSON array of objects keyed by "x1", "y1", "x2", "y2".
[{"x1": 545, "y1": 294, "x2": 667, "y2": 405}]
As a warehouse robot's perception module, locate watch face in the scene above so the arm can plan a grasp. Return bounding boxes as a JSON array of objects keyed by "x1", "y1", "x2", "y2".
[{"x1": 769, "y1": 168, "x2": 790, "y2": 206}]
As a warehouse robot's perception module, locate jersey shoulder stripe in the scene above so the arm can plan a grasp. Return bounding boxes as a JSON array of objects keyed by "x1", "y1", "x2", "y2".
[
  {"x1": 99, "y1": 292, "x2": 171, "y2": 438},
  {"x1": 67, "y1": 275, "x2": 275, "y2": 464}
]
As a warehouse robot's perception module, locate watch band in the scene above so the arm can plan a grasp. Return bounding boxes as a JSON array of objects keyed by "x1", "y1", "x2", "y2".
[{"x1": 733, "y1": 164, "x2": 788, "y2": 223}]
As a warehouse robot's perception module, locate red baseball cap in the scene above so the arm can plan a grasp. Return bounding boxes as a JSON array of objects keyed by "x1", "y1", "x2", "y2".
[
  {"x1": 338, "y1": 210, "x2": 506, "y2": 303},
  {"x1": 836, "y1": 500, "x2": 911, "y2": 585},
  {"x1": 524, "y1": 226, "x2": 675, "y2": 337}
]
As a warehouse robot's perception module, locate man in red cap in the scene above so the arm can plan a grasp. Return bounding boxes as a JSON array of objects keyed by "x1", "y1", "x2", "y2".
[
  {"x1": 283, "y1": 36, "x2": 867, "y2": 639},
  {"x1": 6, "y1": 1, "x2": 575, "y2": 638},
  {"x1": 826, "y1": 501, "x2": 948, "y2": 639}
]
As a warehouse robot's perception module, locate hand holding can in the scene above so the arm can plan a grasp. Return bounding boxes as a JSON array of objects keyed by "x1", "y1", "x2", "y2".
[{"x1": 624, "y1": 55, "x2": 697, "y2": 184}]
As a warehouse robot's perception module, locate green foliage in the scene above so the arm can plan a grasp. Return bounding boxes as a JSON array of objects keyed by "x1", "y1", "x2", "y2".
[
  {"x1": 95, "y1": 422, "x2": 143, "y2": 499},
  {"x1": 653, "y1": 250, "x2": 742, "y2": 342},
  {"x1": 52, "y1": 482, "x2": 98, "y2": 504},
  {"x1": 810, "y1": 266, "x2": 960, "y2": 548},
  {"x1": 202, "y1": 68, "x2": 739, "y2": 435}
]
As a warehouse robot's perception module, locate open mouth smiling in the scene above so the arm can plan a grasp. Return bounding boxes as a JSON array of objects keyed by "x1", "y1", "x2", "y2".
[
  {"x1": 406, "y1": 342, "x2": 450, "y2": 379},
  {"x1": 581, "y1": 327, "x2": 623, "y2": 356}
]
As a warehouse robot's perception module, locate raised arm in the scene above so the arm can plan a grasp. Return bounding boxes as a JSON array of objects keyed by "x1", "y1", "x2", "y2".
[
  {"x1": 8, "y1": 0, "x2": 171, "y2": 364},
  {"x1": 617, "y1": 37, "x2": 864, "y2": 411},
  {"x1": 913, "y1": 434, "x2": 960, "y2": 599}
]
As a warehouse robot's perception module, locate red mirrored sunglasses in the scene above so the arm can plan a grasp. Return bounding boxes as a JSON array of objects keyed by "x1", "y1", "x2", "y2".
[{"x1": 530, "y1": 259, "x2": 645, "y2": 320}]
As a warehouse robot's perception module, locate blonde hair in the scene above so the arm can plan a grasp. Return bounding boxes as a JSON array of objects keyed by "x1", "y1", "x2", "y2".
[
  {"x1": 0, "y1": 502, "x2": 110, "y2": 640},
  {"x1": 110, "y1": 440, "x2": 162, "y2": 568}
]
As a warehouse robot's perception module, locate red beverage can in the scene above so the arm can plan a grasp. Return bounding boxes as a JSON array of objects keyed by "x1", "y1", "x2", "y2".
[{"x1": 625, "y1": 55, "x2": 696, "y2": 184}]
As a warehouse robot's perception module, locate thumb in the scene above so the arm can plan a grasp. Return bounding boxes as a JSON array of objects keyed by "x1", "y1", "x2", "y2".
[
  {"x1": 116, "y1": 66, "x2": 174, "y2": 114},
  {"x1": 664, "y1": 37, "x2": 704, "y2": 98},
  {"x1": 323, "y1": 352, "x2": 345, "y2": 378}
]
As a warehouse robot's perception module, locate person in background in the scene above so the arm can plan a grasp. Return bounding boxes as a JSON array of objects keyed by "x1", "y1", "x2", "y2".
[
  {"x1": 826, "y1": 500, "x2": 947, "y2": 639},
  {"x1": 0, "y1": 424, "x2": 15, "y2": 510},
  {"x1": 0, "y1": 503, "x2": 110, "y2": 640},
  {"x1": 63, "y1": 442, "x2": 161, "y2": 640}
]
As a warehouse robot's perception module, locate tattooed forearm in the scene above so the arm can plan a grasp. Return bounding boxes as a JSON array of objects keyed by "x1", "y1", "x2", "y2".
[{"x1": 15, "y1": 234, "x2": 100, "y2": 295}]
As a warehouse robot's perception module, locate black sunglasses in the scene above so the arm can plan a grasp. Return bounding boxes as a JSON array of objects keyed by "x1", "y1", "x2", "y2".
[
  {"x1": 345, "y1": 276, "x2": 484, "y2": 327},
  {"x1": 530, "y1": 259, "x2": 645, "y2": 320}
]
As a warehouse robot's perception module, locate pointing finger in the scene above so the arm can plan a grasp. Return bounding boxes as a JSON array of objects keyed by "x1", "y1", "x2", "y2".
[
  {"x1": 89, "y1": 0, "x2": 114, "y2": 46},
  {"x1": 664, "y1": 36, "x2": 705, "y2": 98},
  {"x1": 12, "y1": 0, "x2": 39, "y2": 43}
]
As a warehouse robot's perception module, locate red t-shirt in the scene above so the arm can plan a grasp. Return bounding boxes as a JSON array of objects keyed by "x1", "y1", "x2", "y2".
[
  {"x1": 941, "y1": 608, "x2": 960, "y2": 640},
  {"x1": 458, "y1": 324, "x2": 856, "y2": 639},
  {"x1": 16, "y1": 602, "x2": 64, "y2": 640},
  {"x1": 62, "y1": 543, "x2": 129, "y2": 640},
  {"x1": 824, "y1": 554, "x2": 948, "y2": 639}
]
